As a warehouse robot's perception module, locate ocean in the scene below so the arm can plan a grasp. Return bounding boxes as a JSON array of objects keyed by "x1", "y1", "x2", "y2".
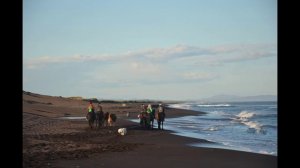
[{"x1": 165, "y1": 101, "x2": 277, "y2": 156}]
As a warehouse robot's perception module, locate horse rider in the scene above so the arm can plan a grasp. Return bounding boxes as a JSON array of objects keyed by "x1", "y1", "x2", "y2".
[
  {"x1": 86, "y1": 100, "x2": 95, "y2": 120},
  {"x1": 158, "y1": 104, "x2": 165, "y2": 113}
]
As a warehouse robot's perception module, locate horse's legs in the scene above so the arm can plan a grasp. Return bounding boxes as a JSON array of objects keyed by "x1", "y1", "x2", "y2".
[
  {"x1": 144, "y1": 119, "x2": 146, "y2": 128},
  {"x1": 89, "y1": 121, "x2": 92, "y2": 129},
  {"x1": 151, "y1": 120, "x2": 153, "y2": 129},
  {"x1": 95, "y1": 116, "x2": 98, "y2": 129},
  {"x1": 157, "y1": 121, "x2": 161, "y2": 130}
]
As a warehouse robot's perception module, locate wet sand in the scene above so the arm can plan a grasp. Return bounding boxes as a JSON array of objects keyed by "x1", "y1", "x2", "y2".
[{"x1": 23, "y1": 91, "x2": 277, "y2": 168}]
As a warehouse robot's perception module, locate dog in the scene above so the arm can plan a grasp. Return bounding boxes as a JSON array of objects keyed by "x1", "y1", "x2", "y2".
[{"x1": 117, "y1": 128, "x2": 127, "y2": 136}]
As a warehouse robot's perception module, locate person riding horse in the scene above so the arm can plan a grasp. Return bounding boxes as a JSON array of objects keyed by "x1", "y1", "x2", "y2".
[
  {"x1": 156, "y1": 104, "x2": 166, "y2": 130},
  {"x1": 138, "y1": 104, "x2": 150, "y2": 128},
  {"x1": 147, "y1": 104, "x2": 155, "y2": 129},
  {"x1": 95, "y1": 102, "x2": 104, "y2": 128},
  {"x1": 86, "y1": 101, "x2": 96, "y2": 129}
]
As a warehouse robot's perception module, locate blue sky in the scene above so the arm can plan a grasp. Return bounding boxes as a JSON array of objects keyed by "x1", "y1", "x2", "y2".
[{"x1": 23, "y1": 0, "x2": 277, "y2": 100}]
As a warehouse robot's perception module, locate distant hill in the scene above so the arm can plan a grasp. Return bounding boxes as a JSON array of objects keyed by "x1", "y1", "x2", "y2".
[{"x1": 201, "y1": 94, "x2": 277, "y2": 102}]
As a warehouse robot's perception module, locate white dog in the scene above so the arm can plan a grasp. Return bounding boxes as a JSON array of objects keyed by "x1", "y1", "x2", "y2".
[{"x1": 118, "y1": 128, "x2": 127, "y2": 136}]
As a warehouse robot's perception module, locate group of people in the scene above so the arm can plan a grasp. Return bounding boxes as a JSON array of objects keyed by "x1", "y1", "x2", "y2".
[
  {"x1": 138, "y1": 103, "x2": 165, "y2": 129},
  {"x1": 86, "y1": 101, "x2": 165, "y2": 129},
  {"x1": 86, "y1": 101, "x2": 102, "y2": 119},
  {"x1": 86, "y1": 101, "x2": 116, "y2": 128}
]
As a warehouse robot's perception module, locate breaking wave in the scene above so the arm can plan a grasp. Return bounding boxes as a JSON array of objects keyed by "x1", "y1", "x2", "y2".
[{"x1": 197, "y1": 104, "x2": 231, "y2": 107}]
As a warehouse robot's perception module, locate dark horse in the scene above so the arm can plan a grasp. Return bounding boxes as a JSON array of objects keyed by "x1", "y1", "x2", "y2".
[
  {"x1": 87, "y1": 112, "x2": 96, "y2": 129},
  {"x1": 155, "y1": 112, "x2": 165, "y2": 130},
  {"x1": 95, "y1": 111, "x2": 104, "y2": 129},
  {"x1": 139, "y1": 112, "x2": 150, "y2": 129},
  {"x1": 149, "y1": 109, "x2": 155, "y2": 129}
]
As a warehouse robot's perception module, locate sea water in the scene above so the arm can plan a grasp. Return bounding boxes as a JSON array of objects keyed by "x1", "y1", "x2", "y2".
[{"x1": 165, "y1": 101, "x2": 277, "y2": 156}]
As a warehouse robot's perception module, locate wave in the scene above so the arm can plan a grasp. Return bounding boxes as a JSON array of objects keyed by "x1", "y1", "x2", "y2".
[
  {"x1": 200, "y1": 118, "x2": 232, "y2": 121},
  {"x1": 259, "y1": 150, "x2": 277, "y2": 155},
  {"x1": 234, "y1": 111, "x2": 269, "y2": 134},
  {"x1": 168, "y1": 103, "x2": 192, "y2": 109},
  {"x1": 236, "y1": 111, "x2": 255, "y2": 120},
  {"x1": 259, "y1": 113, "x2": 277, "y2": 118},
  {"x1": 242, "y1": 121, "x2": 267, "y2": 134},
  {"x1": 204, "y1": 126, "x2": 219, "y2": 131},
  {"x1": 197, "y1": 104, "x2": 231, "y2": 107},
  {"x1": 262, "y1": 124, "x2": 277, "y2": 129}
]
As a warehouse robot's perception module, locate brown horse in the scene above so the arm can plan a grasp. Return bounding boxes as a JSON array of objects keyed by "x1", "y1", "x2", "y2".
[
  {"x1": 103, "y1": 112, "x2": 109, "y2": 127},
  {"x1": 138, "y1": 112, "x2": 150, "y2": 129},
  {"x1": 155, "y1": 112, "x2": 165, "y2": 130},
  {"x1": 108, "y1": 113, "x2": 117, "y2": 126}
]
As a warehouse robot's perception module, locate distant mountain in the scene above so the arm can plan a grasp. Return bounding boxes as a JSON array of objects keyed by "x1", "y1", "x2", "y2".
[{"x1": 201, "y1": 94, "x2": 277, "y2": 102}]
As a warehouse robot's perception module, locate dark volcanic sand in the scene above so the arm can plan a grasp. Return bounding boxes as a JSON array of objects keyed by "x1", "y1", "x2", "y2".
[{"x1": 23, "y1": 92, "x2": 277, "y2": 168}]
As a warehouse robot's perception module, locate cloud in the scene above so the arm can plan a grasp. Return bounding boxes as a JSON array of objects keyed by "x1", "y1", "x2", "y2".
[
  {"x1": 129, "y1": 62, "x2": 162, "y2": 75},
  {"x1": 24, "y1": 43, "x2": 276, "y2": 69},
  {"x1": 195, "y1": 44, "x2": 277, "y2": 66},
  {"x1": 129, "y1": 44, "x2": 216, "y2": 60},
  {"x1": 182, "y1": 72, "x2": 218, "y2": 81}
]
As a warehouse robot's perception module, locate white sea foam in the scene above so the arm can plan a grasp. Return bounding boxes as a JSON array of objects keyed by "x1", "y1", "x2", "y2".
[
  {"x1": 168, "y1": 103, "x2": 191, "y2": 109},
  {"x1": 242, "y1": 121, "x2": 261, "y2": 129},
  {"x1": 210, "y1": 111, "x2": 227, "y2": 115},
  {"x1": 180, "y1": 125, "x2": 197, "y2": 128},
  {"x1": 259, "y1": 150, "x2": 275, "y2": 155},
  {"x1": 206, "y1": 126, "x2": 218, "y2": 131},
  {"x1": 236, "y1": 111, "x2": 255, "y2": 120},
  {"x1": 58, "y1": 116, "x2": 86, "y2": 120},
  {"x1": 234, "y1": 111, "x2": 267, "y2": 134},
  {"x1": 197, "y1": 104, "x2": 231, "y2": 107},
  {"x1": 242, "y1": 121, "x2": 266, "y2": 134}
]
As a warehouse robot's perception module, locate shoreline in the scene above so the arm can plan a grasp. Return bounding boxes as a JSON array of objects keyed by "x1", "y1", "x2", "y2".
[
  {"x1": 165, "y1": 104, "x2": 277, "y2": 156},
  {"x1": 23, "y1": 92, "x2": 277, "y2": 168}
]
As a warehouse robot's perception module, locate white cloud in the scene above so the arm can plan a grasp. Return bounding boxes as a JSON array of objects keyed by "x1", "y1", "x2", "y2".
[
  {"x1": 182, "y1": 72, "x2": 218, "y2": 81},
  {"x1": 129, "y1": 62, "x2": 161, "y2": 74},
  {"x1": 24, "y1": 43, "x2": 276, "y2": 69},
  {"x1": 195, "y1": 44, "x2": 277, "y2": 66}
]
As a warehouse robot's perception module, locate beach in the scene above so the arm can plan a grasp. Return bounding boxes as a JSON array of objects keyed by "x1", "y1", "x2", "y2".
[{"x1": 23, "y1": 91, "x2": 277, "y2": 168}]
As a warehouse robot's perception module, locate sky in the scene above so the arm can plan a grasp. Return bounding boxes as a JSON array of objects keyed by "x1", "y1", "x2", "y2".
[{"x1": 23, "y1": 0, "x2": 277, "y2": 100}]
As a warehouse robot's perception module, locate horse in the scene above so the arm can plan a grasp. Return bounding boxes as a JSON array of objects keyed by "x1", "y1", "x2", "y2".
[
  {"x1": 155, "y1": 112, "x2": 165, "y2": 130},
  {"x1": 138, "y1": 112, "x2": 150, "y2": 129},
  {"x1": 149, "y1": 109, "x2": 155, "y2": 129},
  {"x1": 95, "y1": 111, "x2": 104, "y2": 129},
  {"x1": 103, "y1": 112, "x2": 110, "y2": 127},
  {"x1": 87, "y1": 112, "x2": 96, "y2": 129}
]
